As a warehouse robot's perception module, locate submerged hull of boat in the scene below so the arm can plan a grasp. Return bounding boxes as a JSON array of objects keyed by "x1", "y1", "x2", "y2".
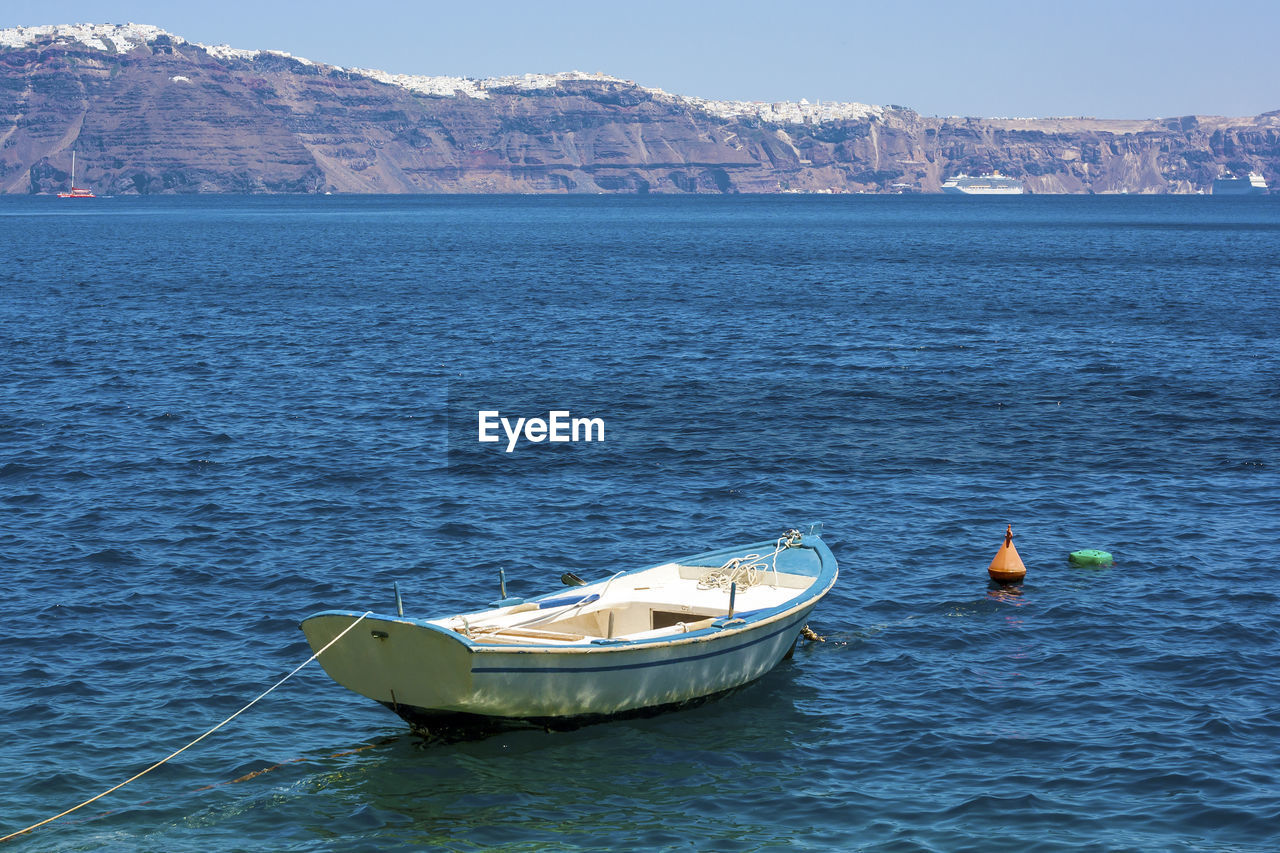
[{"x1": 301, "y1": 525, "x2": 836, "y2": 723}]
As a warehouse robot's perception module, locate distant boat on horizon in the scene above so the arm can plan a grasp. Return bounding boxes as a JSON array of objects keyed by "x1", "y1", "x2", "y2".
[
  {"x1": 1211, "y1": 171, "x2": 1268, "y2": 195},
  {"x1": 941, "y1": 171, "x2": 1024, "y2": 195},
  {"x1": 56, "y1": 151, "x2": 95, "y2": 198}
]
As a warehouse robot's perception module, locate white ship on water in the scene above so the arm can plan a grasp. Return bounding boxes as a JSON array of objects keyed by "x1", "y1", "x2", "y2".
[
  {"x1": 941, "y1": 172, "x2": 1024, "y2": 195},
  {"x1": 1212, "y1": 171, "x2": 1268, "y2": 195}
]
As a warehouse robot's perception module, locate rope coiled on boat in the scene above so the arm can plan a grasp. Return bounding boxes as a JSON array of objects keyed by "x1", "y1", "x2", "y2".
[{"x1": 696, "y1": 529, "x2": 801, "y2": 592}]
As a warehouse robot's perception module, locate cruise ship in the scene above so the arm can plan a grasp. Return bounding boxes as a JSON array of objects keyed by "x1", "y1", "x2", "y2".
[
  {"x1": 1211, "y1": 171, "x2": 1268, "y2": 195},
  {"x1": 941, "y1": 172, "x2": 1024, "y2": 195}
]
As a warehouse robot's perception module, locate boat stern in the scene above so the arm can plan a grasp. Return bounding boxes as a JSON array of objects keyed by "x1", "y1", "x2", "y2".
[{"x1": 300, "y1": 611, "x2": 475, "y2": 712}]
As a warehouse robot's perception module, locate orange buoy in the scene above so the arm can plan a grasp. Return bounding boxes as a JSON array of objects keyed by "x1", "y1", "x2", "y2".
[{"x1": 987, "y1": 524, "x2": 1027, "y2": 584}]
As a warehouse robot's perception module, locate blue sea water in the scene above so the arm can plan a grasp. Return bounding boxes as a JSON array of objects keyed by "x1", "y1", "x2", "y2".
[{"x1": 1, "y1": 195, "x2": 1278, "y2": 851}]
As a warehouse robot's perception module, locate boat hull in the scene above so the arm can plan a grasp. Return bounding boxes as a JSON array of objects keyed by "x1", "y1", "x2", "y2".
[
  {"x1": 383, "y1": 679, "x2": 764, "y2": 735},
  {"x1": 302, "y1": 603, "x2": 819, "y2": 719},
  {"x1": 941, "y1": 185, "x2": 1024, "y2": 195}
]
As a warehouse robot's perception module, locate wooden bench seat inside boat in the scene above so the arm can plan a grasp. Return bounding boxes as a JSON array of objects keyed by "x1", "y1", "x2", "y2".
[{"x1": 474, "y1": 626, "x2": 587, "y2": 642}]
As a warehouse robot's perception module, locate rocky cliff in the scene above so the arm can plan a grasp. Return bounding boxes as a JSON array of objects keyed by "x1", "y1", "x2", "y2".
[{"x1": 3, "y1": 24, "x2": 1278, "y2": 195}]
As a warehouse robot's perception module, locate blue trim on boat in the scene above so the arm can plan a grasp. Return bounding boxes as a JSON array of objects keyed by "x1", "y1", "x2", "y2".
[
  {"x1": 536, "y1": 592, "x2": 600, "y2": 609},
  {"x1": 471, "y1": 613, "x2": 808, "y2": 675}
]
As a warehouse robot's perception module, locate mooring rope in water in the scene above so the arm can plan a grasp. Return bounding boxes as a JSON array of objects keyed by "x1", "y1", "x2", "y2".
[{"x1": 0, "y1": 610, "x2": 373, "y2": 845}]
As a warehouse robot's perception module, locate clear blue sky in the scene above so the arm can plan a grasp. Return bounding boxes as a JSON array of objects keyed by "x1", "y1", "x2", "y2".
[{"x1": 6, "y1": 0, "x2": 1278, "y2": 118}]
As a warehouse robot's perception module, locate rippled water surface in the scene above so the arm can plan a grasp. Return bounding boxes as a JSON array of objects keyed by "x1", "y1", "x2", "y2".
[{"x1": 2, "y1": 195, "x2": 1278, "y2": 851}]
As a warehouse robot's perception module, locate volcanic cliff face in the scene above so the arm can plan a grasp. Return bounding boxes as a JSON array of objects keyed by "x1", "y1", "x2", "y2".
[{"x1": 2, "y1": 24, "x2": 1278, "y2": 194}]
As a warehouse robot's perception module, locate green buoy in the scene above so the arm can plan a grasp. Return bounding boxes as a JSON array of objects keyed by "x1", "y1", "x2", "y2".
[{"x1": 1069, "y1": 549, "x2": 1113, "y2": 566}]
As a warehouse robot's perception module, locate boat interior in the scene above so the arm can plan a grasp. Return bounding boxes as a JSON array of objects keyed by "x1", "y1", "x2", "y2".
[{"x1": 436, "y1": 561, "x2": 815, "y2": 646}]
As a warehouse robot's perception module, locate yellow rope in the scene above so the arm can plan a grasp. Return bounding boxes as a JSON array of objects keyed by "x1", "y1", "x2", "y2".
[
  {"x1": 0, "y1": 610, "x2": 373, "y2": 845},
  {"x1": 800, "y1": 625, "x2": 826, "y2": 642}
]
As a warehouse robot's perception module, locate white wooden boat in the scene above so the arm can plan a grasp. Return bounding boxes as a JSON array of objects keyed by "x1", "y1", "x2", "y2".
[{"x1": 300, "y1": 524, "x2": 836, "y2": 729}]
